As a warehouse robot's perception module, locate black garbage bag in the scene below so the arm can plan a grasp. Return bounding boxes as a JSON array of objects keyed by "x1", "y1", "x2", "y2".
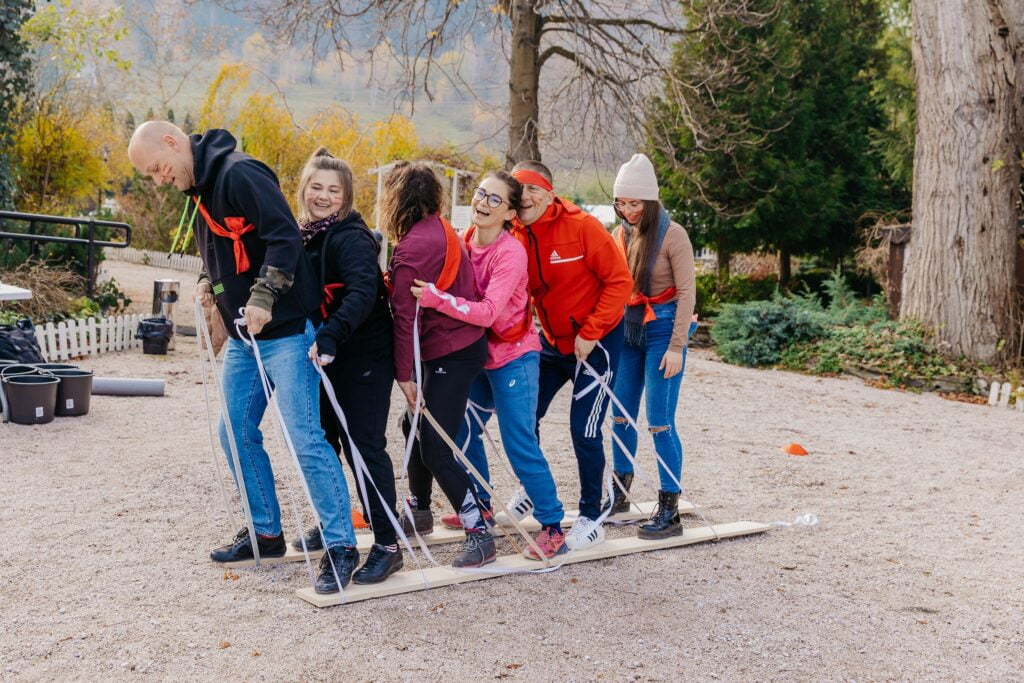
[
  {"x1": 0, "y1": 318, "x2": 45, "y2": 363},
  {"x1": 136, "y1": 316, "x2": 174, "y2": 355}
]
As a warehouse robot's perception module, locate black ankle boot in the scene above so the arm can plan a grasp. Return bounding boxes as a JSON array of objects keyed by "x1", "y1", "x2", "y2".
[
  {"x1": 353, "y1": 544, "x2": 404, "y2": 584},
  {"x1": 314, "y1": 546, "x2": 360, "y2": 594},
  {"x1": 399, "y1": 504, "x2": 434, "y2": 535},
  {"x1": 291, "y1": 525, "x2": 324, "y2": 552},
  {"x1": 603, "y1": 471, "x2": 633, "y2": 515},
  {"x1": 638, "y1": 490, "x2": 682, "y2": 540},
  {"x1": 210, "y1": 528, "x2": 287, "y2": 563}
]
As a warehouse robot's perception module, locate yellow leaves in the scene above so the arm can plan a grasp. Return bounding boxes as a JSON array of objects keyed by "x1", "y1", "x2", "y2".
[
  {"x1": 11, "y1": 100, "x2": 123, "y2": 213},
  {"x1": 198, "y1": 72, "x2": 421, "y2": 228},
  {"x1": 198, "y1": 64, "x2": 253, "y2": 131},
  {"x1": 21, "y1": 0, "x2": 130, "y2": 74},
  {"x1": 990, "y1": 158, "x2": 1005, "y2": 172}
]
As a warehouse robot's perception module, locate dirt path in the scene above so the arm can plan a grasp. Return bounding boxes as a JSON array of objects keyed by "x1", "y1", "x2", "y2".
[{"x1": 0, "y1": 261, "x2": 1021, "y2": 681}]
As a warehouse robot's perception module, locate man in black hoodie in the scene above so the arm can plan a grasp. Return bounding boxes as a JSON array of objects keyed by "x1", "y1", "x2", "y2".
[{"x1": 128, "y1": 121, "x2": 360, "y2": 593}]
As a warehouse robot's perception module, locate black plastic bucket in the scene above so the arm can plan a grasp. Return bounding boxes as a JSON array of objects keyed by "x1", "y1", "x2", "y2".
[
  {"x1": 2, "y1": 374, "x2": 59, "y2": 424},
  {"x1": 33, "y1": 363, "x2": 79, "y2": 372},
  {"x1": 52, "y1": 369, "x2": 94, "y2": 417},
  {"x1": 1, "y1": 365, "x2": 49, "y2": 422},
  {"x1": 136, "y1": 317, "x2": 174, "y2": 355}
]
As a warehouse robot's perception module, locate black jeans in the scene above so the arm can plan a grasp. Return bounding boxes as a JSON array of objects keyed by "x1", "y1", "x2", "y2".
[
  {"x1": 404, "y1": 334, "x2": 488, "y2": 528},
  {"x1": 320, "y1": 343, "x2": 398, "y2": 547}
]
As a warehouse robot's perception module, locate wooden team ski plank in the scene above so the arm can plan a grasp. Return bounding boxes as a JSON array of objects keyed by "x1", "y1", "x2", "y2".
[
  {"x1": 296, "y1": 520, "x2": 770, "y2": 607},
  {"x1": 222, "y1": 500, "x2": 697, "y2": 569}
]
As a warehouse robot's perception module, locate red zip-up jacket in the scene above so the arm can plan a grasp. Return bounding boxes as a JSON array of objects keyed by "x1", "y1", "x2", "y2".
[{"x1": 524, "y1": 198, "x2": 633, "y2": 354}]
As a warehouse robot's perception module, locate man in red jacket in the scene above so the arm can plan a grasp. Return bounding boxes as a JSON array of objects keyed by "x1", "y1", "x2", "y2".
[{"x1": 511, "y1": 161, "x2": 633, "y2": 550}]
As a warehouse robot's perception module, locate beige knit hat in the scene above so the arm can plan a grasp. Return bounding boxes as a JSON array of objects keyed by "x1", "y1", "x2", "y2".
[{"x1": 613, "y1": 153, "x2": 659, "y2": 201}]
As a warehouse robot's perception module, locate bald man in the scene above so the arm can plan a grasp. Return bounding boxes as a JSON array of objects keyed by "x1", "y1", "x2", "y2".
[{"x1": 129, "y1": 122, "x2": 361, "y2": 593}]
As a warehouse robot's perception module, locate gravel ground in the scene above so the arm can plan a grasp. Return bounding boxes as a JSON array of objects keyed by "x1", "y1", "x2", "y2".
[{"x1": 0, "y1": 261, "x2": 1021, "y2": 681}]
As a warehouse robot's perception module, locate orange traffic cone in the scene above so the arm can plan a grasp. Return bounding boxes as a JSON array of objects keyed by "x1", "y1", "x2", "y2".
[
  {"x1": 782, "y1": 442, "x2": 808, "y2": 456},
  {"x1": 351, "y1": 508, "x2": 369, "y2": 529}
]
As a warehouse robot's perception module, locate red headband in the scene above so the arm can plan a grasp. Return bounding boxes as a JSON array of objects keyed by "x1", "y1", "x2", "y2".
[{"x1": 512, "y1": 169, "x2": 553, "y2": 192}]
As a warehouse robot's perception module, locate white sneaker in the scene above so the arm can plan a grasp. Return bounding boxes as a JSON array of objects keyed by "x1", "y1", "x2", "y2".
[
  {"x1": 506, "y1": 487, "x2": 534, "y2": 521},
  {"x1": 565, "y1": 515, "x2": 605, "y2": 550}
]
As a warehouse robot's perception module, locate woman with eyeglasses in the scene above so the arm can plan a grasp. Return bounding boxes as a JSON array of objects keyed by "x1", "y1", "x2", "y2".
[
  {"x1": 604, "y1": 153, "x2": 697, "y2": 540},
  {"x1": 411, "y1": 171, "x2": 568, "y2": 560},
  {"x1": 383, "y1": 161, "x2": 496, "y2": 569}
]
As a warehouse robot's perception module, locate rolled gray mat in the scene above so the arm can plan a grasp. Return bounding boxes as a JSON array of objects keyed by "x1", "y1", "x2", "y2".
[{"x1": 91, "y1": 377, "x2": 165, "y2": 397}]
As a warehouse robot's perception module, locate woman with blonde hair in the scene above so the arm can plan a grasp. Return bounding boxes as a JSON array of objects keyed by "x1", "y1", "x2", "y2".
[
  {"x1": 382, "y1": 161, "x2": 495, "y2": 569},
  {"x1": 296, "y1": 147, "x2": 402, "y2": 584}
]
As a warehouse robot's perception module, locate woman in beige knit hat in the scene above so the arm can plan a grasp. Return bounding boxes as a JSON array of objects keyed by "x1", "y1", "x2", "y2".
[{"x1": 603, "y1": 153, "x2": 697, "y2": 539}]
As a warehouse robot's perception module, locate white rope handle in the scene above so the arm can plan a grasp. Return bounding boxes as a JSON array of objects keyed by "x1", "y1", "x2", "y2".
[
  {"x1": 195, "y1": 299, "x2": 237, "y2": 531},
  {"x1": 578, "y1": 343, "x2": 720, "y2": 540},
  {"x1": 196, "y1": 300, "x2": 261, "y2": 565},
  {"x1": 234, "y1": 309, "x2": 346, "y2": 598}
]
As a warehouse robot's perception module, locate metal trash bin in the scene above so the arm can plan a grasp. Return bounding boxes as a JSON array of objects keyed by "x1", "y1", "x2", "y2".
[{"x1": 152, "y1": 279, "x2": 180, "y2": 350}]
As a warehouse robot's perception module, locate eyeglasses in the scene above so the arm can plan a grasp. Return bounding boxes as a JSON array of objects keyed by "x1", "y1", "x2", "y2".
[
  {"x1": 614, "y1": 200, "x2": 645, "y2": 212},
  {"x1": 473, "y1": 187, "x2": 508, "y2": 209}
]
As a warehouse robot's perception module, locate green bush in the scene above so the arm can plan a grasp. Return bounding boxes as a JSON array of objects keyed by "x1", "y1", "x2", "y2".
[
  {"x1": 779, "y1": 319, "x2": 973, "y2": 386},
  {"x1": 711, "y1": 292, "x2": 827, "y2": 366},
  {"x1": 710, "y1": 269, "x2": 889, "y2": 368},
  {"x1": 695, "y1": 273, "x2": 778, "y2": 318}
]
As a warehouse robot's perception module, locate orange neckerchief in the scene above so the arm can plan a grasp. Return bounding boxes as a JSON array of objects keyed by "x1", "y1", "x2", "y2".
[
  {"x1": 320, "y1": 282, "x2": 345, "y2": 319},
  {"x1": 385, "y1": 215, "x2": 463, "y2": 296},
  {"x1": 463, "y1": 225, "x2": 533, "y2": 343},
  {"x1": 192, "y1": 197, "x2": 256, "y2": 274},
  {"x1": 436, "y1": 216, "x2": 462, "y2": 290},
  {"x1": 615, "y1": 228, "x2": 676, "y2": 324}
]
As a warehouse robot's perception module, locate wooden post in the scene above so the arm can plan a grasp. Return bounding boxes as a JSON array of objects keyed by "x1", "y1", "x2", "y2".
[{"x1": 884, "y1": 225, "x2": 911, "y2": 320}]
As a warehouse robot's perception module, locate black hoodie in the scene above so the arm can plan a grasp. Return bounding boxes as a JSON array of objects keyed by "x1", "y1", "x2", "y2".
[
  {"x1": 188, "y1": 129, "x2": 318, "y2": 340},
  {"x1": 304, "y1": 211, "x2": 393, "y2": 358}
]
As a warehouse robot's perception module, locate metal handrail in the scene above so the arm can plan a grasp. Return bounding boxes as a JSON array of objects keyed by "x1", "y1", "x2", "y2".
[{"x1": 0, "y1": 209, "x2": 132, "y2": 298}]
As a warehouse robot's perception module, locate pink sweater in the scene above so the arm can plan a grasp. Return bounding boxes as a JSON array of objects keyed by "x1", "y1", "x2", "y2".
[{"x1": 420, "y1": 230, "x2": 541, "y2": 370}]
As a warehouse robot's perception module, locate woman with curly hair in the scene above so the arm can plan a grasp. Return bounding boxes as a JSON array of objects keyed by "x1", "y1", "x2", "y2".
[{"x1": 382, "y1": 161, "x2": 495, "y2": 568}]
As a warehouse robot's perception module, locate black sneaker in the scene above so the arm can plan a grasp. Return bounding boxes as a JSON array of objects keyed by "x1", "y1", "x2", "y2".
[
  {"x1": 399, "y1": 504, "x2": 434, "y2": 535},
  {"x1": 314, "y1": 546, "x2": 360, "y2": 594},
  {"x1": 291, "y1": 525, "x2": 324, "y2": 552},
  {"x1": 601, "y1": 471, "x2": 633, "y2": 515},
  {"x1": 353, "y1": 544, "x2": 404, "y2": 584},
  {"x1": 210, "y1": 528, "x2": 286, "y2": 563},
  {"x1": 452, "y1": 529, "x2": 497, "y2": 568}
]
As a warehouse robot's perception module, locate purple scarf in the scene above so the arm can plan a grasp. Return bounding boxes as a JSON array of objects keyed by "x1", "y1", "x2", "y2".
[{"x1": 299, "y1": 213, "x2": 339, "y2": 244}]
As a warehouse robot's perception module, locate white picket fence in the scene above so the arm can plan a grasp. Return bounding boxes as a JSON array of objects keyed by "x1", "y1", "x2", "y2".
[
  {"x1": 987, "y1": 382, "x2": 1024, "y2": 412},
  {"x1": 103, "y1": 246, "x2": 202, "y2": 274},
  {"x1": 33, "y1": 314, "x2": 143, "y2": 362}
]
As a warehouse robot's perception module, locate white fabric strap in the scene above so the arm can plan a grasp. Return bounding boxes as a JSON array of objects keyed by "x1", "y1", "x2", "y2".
[
  {"x1": 196, "y1": 301, "x2": 261, "y2": 565},
  {"x1": 579, "y1": 342, "x2": 720, "y2": 540},
  {"x1": 234, "y1": 309, "x2": 346, "y2": 598}
]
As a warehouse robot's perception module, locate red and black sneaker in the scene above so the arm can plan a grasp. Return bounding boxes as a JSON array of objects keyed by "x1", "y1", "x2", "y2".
[
  {"x1": 440, "y1": 504, "x2": 495, "y2": 530},
  {"x1": 524, "y1": 526, "x2": 568, "y2": 560}
]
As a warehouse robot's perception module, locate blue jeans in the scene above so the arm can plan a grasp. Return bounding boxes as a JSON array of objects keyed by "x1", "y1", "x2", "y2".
[
  {"x1": 611, "y1": 303, "x2": 696, "y2": 493},
  {"x1": 536, "y1": 321, "x2": 624, "y2": 520},
  {"x1": 456, "y1": 351, "x2": 565, "y2": 526},
  {"x1": 218, "y1": 320, "x2": 357, "y2": 548}
]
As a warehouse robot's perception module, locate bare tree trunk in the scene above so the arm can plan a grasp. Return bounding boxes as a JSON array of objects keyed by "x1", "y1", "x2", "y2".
[
  {"x1": 715, "y1": 237, "x2": 731, "y2": 292},
  {"x1": 507, "y1": 0, "x2": 542, "y2": 166},
  {"x1": 778, "y1": 246, "x2": 792, "y2": 286},
  {"x1": 902, "y1": 0, "x2": 1022, "y2": 363}
]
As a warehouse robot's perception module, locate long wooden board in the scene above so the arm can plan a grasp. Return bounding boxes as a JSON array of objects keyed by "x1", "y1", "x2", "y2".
[
  {"x1": 296, "y1": 520, "x2": 770, "y2": 607},
  {"x1": 223, "y1": 500, "x2": 697, "y2": 569}
]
